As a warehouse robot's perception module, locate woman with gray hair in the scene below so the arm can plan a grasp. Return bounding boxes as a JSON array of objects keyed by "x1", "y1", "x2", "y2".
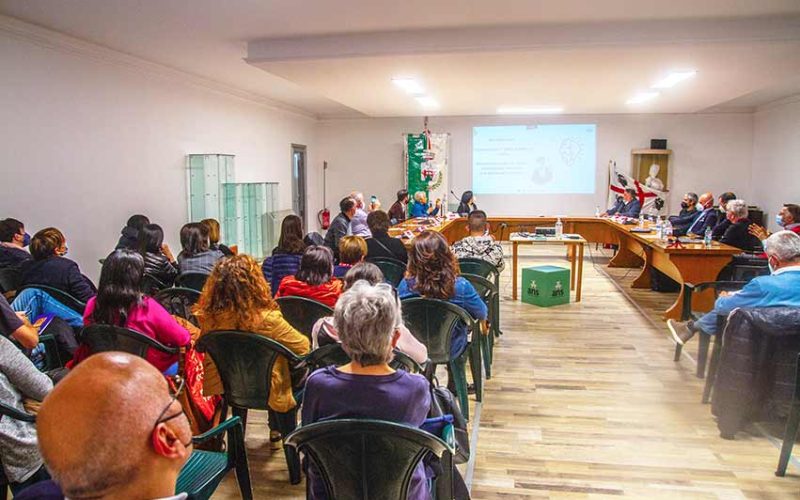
[
  {"x1": 301, "y1": 280, "x2": 431, "y2": 499},
  {"x1": 719, "y1": 199, "x2": 761, "y2": 251}
]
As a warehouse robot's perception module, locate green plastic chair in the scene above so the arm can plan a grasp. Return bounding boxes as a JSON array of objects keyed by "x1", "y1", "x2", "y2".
[
  {"x1": 195, "y1": 330, "x2": 305, "y2": 485},
  {"x1": 305, "y1": 343, "x2": 426, "y2": 374},
  {"x1": 366, "y1": 257, "x2": 407, "y2": 288},
  {"x1": 276, "y1": 296, "x2": 333, "y2": 339},
  {"x1": 285, "y1": 419, "x2": 455, "y2": 500},
  {"x1": 460, "y1": 273, "x2": 496, "y2": 378},
  {"x1": 81, "y1": 324, "x2": 180, "y2": 359},
  {"x1": 401, "y1": 298, "x2": 481, "y2": 420},
  {"x1": 176, "y1": 416, "x2": 252, "y2": 500},
  {"x1": 776, "y1": 352, "x2": 800, "y2": 477},
  {"x1": 175, "y1": 272, "x2": 210, "y2": 292},
  {"x1": 458, "y1": 258, "x2": 502, "y2": 336},
  {"x1": 0, "y1": 268, "x2": 21, "y2": 296},
  {"x1": 155, "y1": 287, "x2": 201, "y2": 327},
  {"x1": 141, "y1": 273, "x2": 169, "y2": 296},
  {"x1": 19, "y1": 284, "x2": 86, "y2": 315}
]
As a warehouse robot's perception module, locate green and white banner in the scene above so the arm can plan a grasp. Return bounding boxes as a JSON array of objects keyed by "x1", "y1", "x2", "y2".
[{"x1": 404, "y1": 132, "x2": 449, "y2": 210}]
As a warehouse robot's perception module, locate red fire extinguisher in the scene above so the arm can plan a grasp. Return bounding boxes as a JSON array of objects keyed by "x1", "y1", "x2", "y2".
[{"x1": 318, "y1": 161, "x2": 330, "y2": 229}]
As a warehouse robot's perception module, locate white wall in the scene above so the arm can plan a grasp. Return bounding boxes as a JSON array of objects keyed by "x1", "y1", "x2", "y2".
[
  {"x1": 0, "y1": 30, "x2": 319, "y2": 281},
  {"x1": 317, "y1": 113, "x2": 754, "y2": 217},
  {"x1": 751, "y1": 97, "x2": 800, "y2": 232}
]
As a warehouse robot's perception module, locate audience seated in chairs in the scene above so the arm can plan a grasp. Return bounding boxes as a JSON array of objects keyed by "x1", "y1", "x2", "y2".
[
  {"x1": 262, "y1": 214, "x2": 307, "y2": 295},
  {"x1": 685, "y1": 192, "x2": 719, "y2": 237},
  {"x1": 333, "y1": 236, "x2": 367, "y2": 279},
  {"x1": 311, "y1": 262, "x2": 427, "y2": 364},
  {"x1": 21, "y1": 353, "x2": 193, "y2": 499},
  {"x1": 366, "y1": 210, "x2": 409, "y2": 264},
  {"x1": 388, "y1": 189, "x2": 409, "y2": 224},
  {"x1": 177, "y1": 223, "x2": 224, "y2": 275},
  {"x1": 668, "y1": 231, "x2": 800, "y2": 345},
  {"x1": 0, "y1": 218, "x2": 32, "y2": 270},
  {"x1": 194, "y1": 254, "x2": 310, "y2": 448},
  {"x1": 0, "y1": 328, "x2": 52, "y2": 495},
  {"x1": 19, "y1": 227, "x2": 96, "y2": 303},
  {"x1": 114, "y1": 214, "x2": 149, "y2": 251},
  {"x1": 452, "y1": 210, "x2": 505, "y2": 272},
  {"x1": 276, "y1": 246, "x2": 343, "y2": 308},
  {"x1": 749, "y1": 203, "x2": 800, "y2": 243},
  {"x1": 323, "y1": 197, "x2": 356, "y2": 260},
  {"x1": 398, "y1": 231, "x2": 487, "y2": 362},
  {"x1": 70, "y1": 250, "x2": 190, "y2": 374},
  {"x1": 718, "y1": 199, "x2": 762, "y2": 251},
  {"x1": 138, "y1": 223, "x2": 179, "y2": 287},
  {"x1": 201, "y1": 218, "x2": 234, "y2": 257},
  {"x1": 301, "y1": 280, "x2": 432, "y2": 500},
  {"x1": 711, "y1": 192, "x2": 737, "y2": 240},
  {"x1": 669, "y1": 192, "x2": 700, "y2": 235}
]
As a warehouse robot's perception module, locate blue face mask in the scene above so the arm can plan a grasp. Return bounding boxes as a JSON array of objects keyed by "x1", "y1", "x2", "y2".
[
  {"x1": 776, "y1": 214, "x2": 785, "y2": 227},
  {"x1": 22, "y1": 233, "x2": 31, "y2": 247}
]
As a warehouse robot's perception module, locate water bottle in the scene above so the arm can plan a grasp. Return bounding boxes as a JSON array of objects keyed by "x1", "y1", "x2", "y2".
[
  {"x1": 595, "y1": 205, "x2": 601, "y2": 218},
  {"x1": 664, "y1": 219, "x2": 673, "y2": 239},
  {"x1": 555, "y1": 218, "x2": 563, "y2": 238},
  {"x1": 704, "y1": 226, "x2": 712, "y2": 247},
  {"x1": 655, "y1": 217, "x2": 663, "y2": 240},
  {"x1": 639, "y1": 214, "x2": 645, "y2": 227}
]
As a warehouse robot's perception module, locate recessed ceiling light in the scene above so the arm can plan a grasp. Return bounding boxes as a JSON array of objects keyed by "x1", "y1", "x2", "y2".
[
  {"x1": 392, "y1": 77, "x2": 424, "y2": 95},
  {"x1": 651, "y1": 70, "x2": 697, "y2": 89},
  {"x1": 626, "y1": 92, "x2": 660, "y2": 105},
  {"x1": 415, "y1": 96, "x2": 439, "y2": 108},
  {"x1": 496, "y1": 106, "x2": 564, "y2": 115}
]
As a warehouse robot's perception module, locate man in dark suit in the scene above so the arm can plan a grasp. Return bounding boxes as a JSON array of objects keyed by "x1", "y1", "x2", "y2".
[
  {"x1": 686, "y1": 192, "x2": 719, "y2": 237},
  {"x1": 711, "y1": 192, "x2": 737, "y2": 240},
  {"x1": 670, "y1": 192, "x2": 701, "y2": 236},
  {"x1": 603, "y1": 188, "x2": 641, "y2": 217},
  {"x1": 719, "y1": 199, "x2": 761, "y2": 251},
  {"x1": 323, "y1": 197, "x2": 357, "y2": 260}
]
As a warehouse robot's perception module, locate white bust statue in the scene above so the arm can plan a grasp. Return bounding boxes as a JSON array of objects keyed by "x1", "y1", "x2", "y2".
[{"x1": 645, "y1": 163, "x2": 664, "y2": 191}]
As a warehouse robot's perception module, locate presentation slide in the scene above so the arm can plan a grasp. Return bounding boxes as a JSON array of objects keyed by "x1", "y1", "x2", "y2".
[{"x1": 472, "y1": 124, "x2": 596, "y2": 195}]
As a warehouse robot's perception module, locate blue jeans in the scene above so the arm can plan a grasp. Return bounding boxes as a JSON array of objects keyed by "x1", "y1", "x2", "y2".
[
  {"x1": 694, "y1": 312, "x2": 719, "y2": 335},
  {"x1": 12, "y1": 288, "x2": 84, "y2": 328}
]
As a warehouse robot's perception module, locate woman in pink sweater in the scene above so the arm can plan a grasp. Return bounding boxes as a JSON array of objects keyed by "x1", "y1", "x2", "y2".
[{"x1": 70, "y1": 250, "x2": 190, "y2": 372}]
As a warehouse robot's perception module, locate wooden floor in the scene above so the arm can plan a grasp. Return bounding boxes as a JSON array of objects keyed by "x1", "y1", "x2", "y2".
[{"x1": 214, "y1": 245, "x2": 800, "y2": 499}]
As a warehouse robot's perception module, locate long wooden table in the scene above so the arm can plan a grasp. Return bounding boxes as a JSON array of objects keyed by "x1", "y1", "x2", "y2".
[{"x1": 390, "y1": 216, "x2": 742, "y2": 320}]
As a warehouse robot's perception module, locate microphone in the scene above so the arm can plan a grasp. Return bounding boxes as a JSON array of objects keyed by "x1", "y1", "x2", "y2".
[{"x1": 450, "y1": 190, "x2": 460, "y2": 202}]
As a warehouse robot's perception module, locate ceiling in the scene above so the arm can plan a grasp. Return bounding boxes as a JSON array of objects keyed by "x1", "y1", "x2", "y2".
[{"x1": 2, "y1": 0, "x2": 800, "y2": 118}]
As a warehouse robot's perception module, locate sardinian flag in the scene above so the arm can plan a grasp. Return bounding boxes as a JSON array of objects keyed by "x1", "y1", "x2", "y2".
[{"x1": 607, "y1": 160, "x2": 666, "y2": 216}]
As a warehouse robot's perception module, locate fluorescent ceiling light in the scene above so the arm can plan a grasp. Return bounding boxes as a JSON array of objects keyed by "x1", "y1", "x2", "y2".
[
  {"x1": 415, "y1": 96, "x2": 439, "y2": 108},
  {"x1": 496, "y1": 106, "x2": 563, "y2": 115},
  {"x1": 626, "y1": 92, "x2": 659, "y2": 105},
  {"x1": 651, "y1": 70, "x2": 697, "y2": 89},
  {"x1": 392, "y1": 77, "x2": 424, "y2": 95}
]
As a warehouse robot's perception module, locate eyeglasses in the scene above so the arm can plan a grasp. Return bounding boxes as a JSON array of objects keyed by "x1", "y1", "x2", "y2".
[{"x1": 154, "y1": 376, "x2": 186, "y2": 426}]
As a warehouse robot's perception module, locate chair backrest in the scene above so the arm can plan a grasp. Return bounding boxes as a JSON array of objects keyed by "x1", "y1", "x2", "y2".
[
  {"x1": 366, "y1": 257, "x2": 406, "y2": 288},
  {"x1": 457, "y1": 258, "x2": 499, "y2": 283},
  {"x1": 154, "y1": 287, "x2": 201, "y2": 326},
  {"x1": 195, "y1": 330, "x2": 302, "y2": 410},
  {"x1": 140, "y1": 273, "x2": 168, "y2": 296},
  {"x1": 81, "y1": 324, "x2": 178, "y2": 358},
  {"x1": 401, "y1": 298, "x2": 474, "y2": 364},
  {"x1": 0, "y1": 267, "x2": 21, "y2": 295},
  {"x1": 276, "y1": 296, "x2": 334, "y2": 339},
  {"x1": 305, "y1": 343, "x2": 424, "y2": 374},
  {"x1": 732, "y1": 264, "x2": 770, "y2": 282},
  {"x1": 175, "y1": 272, "x2": 209, "y2": 292},
  {"x1": 285, "y1": 419, "x2": 453, "y2": 500},
  {"x1": 20, "y1": 285, "x2": 86, "y2": 314},
  {"x1": 460, "y1": 273, "x2": 496, "y2": 303}
]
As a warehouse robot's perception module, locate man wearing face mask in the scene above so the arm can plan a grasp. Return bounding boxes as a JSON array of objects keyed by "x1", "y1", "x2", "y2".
[
  {"x1": 711, "y1": 192, "x2": 737, "y2": 240},
  {"x1": 0, "y1": 219, "x2": 33, "y2": 270},
  {"x1": 748, "y1": 203, "x2": 800, "y2": 242},
  {"x1": 685, "y1": 192, "x2": 719, "y2": 238},
  {"x1": 667, "y1": 230, "x2": 800, "y2": 345},
  {"x1": 669, "y1": 192, "x2": 701, "y2": 236}
]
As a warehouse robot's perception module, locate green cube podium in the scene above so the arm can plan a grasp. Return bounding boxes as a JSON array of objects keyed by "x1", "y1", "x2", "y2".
[{"x1": 521, "y1": 265, "x2": 570, "y2": 307}]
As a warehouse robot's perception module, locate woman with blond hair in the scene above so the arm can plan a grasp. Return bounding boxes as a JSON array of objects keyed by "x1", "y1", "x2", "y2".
[
  {"x1": 333, "y1": 235, "x2": 367, "y2": 278},
  {"x1": 200, "y1": 218, "x2": 234, "y2": 257},
  {"x1": 194, "y1": 254, "x2": 309, "y2": 444}
]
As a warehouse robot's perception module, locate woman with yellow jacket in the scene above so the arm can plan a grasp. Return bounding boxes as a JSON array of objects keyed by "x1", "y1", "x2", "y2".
[{"x1": 194, "y1": 254, "x2": 310, "y2": 445}]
